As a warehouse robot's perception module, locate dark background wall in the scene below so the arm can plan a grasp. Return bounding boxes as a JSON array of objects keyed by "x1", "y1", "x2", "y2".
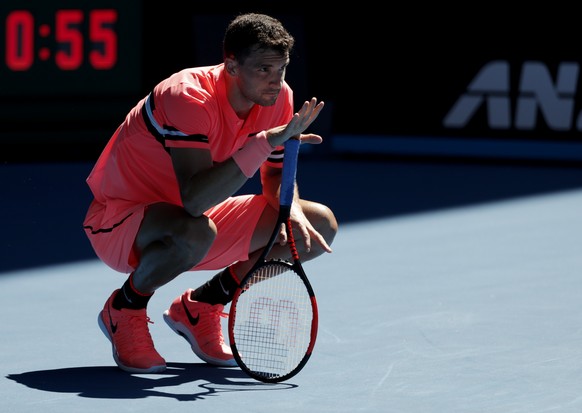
[
  {"x1": 2, "y1": 2, "x2": 582, "y2": 273},
  {"x1": 2, "y1": 2, "x2": 582, "y2": 163}
]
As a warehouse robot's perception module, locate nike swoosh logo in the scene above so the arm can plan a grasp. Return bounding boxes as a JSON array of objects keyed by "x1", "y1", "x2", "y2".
[
  {"x1": 107, "y1": 304, "x2": 118, "y2": 334},
  {"x1": 181, "y1": 296, "x2": 199, "y2": 326}
]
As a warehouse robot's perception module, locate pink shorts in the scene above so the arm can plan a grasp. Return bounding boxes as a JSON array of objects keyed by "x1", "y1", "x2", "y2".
[{"x1": 83, "y1": 195, "x2": 268, "y2": 274}]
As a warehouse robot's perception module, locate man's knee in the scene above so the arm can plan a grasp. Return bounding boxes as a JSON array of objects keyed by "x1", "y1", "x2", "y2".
[
  {"x1": 303, "y1": 201, "x2": 338, "y2": 244},
  {"x1": 179, "y1": 215, "x2": 217, "y2": 251}
]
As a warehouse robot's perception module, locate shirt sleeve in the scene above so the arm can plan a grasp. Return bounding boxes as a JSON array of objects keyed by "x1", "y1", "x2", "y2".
[{"x1": 159, "y1": 80, "x2": 216, "y2": 150}]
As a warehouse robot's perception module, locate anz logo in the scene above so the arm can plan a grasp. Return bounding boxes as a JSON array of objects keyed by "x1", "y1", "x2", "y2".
[{"x1": 443, "y1": 60, "x2": 581, "y2": 131}]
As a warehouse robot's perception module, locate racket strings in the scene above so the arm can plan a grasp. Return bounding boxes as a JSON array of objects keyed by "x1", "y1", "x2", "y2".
[{"x1": 232, "y1": 263, "x2": 314, "y2": 379}]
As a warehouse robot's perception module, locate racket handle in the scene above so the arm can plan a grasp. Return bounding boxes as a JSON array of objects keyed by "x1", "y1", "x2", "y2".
[{"x1": 280, "y1": 139, "x2": 300, "y2": 207}]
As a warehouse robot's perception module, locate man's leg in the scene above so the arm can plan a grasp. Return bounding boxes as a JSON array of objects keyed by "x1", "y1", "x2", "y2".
[
  {"x1": 163, "y1": 196, "x2": 338, "y2": 367},
  {"x1": 99, "y1": 203, "x2": 217, "y2": 373},
  {"x1": 230, "y1": 199, "x2": 338, "y2": 280},
  {"x1": 163, "y1": 195, "x2": 269, "y2": 366}
]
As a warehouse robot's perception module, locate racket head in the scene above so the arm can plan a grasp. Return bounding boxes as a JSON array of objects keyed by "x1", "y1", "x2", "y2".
[{"x1": 228, "y1": 259, "x2": 318, "y2": 383}]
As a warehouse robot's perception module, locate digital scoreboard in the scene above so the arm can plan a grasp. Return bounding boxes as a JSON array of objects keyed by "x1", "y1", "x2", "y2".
[{"x1": 0, "y1": 0, "x2": 141, "y2": 96}]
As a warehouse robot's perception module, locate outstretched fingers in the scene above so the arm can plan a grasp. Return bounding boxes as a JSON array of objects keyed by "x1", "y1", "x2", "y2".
[
  {"x1": 266, "y1": 98, "x2": 325, "y2": 147},
  {"x1": 288, "y1": 98, "x2": 324, "y2": 137},
  {"x1": 298, "y1": 98, "x2": 324, "y2": 125}
]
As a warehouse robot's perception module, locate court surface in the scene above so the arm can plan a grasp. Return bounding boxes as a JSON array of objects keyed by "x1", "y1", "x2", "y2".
[{"x1": 1, "y1": 159, "x2": 582, "y2": 412}]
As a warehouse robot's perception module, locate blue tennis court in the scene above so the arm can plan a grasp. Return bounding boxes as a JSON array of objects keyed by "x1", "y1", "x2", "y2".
[{"x1": 2, "y1": 159, "x2": 582, "y2": 412}]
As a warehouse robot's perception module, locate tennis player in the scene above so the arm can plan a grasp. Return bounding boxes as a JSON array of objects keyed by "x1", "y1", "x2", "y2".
[{"x1": 82, "y1": 12, "x2": 338, "y2": 373}]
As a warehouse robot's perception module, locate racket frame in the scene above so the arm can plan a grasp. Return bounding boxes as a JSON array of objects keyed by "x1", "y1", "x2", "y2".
[{"x1": 228, "y1": 139, "x2": 319, "y2": 383}]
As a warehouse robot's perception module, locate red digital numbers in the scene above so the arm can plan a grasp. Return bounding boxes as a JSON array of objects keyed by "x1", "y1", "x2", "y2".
[
  {"x1": 5, "y1": 9, "x2": 118, "y2": 71},
  {"x1": 89, "y1": 9, "x2": 117, "y2": 70},
  {"x1": 54, "y1": 9, "x2": 83, "y2": 70},
  {"x1": 5, "y1": 10, "x2": 34, "y2": 71}
]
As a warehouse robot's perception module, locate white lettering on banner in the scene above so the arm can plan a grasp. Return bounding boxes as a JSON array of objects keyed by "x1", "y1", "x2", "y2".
[{"x1": 443, "y1": 60, "x2": 580, "y2": 131}]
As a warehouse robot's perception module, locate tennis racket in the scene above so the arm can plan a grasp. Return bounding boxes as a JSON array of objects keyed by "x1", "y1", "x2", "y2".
[{"x1": 228, "y1": 138, "x2": 318, "y2": 383}]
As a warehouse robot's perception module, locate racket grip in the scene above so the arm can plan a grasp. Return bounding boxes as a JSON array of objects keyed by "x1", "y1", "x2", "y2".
[{"x1": 280, "y1": 139, "x2": 300, "y2": 206}]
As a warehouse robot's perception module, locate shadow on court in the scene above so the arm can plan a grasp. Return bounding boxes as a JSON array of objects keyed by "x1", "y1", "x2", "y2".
[{"x1": 6, "y1": 363, "x2": 294, "y2": 401}]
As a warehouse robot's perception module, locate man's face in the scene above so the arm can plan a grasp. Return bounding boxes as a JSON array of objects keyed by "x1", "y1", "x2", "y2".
[{"x1": 234, "y1": 48, "x2": 290, "y2": 107}]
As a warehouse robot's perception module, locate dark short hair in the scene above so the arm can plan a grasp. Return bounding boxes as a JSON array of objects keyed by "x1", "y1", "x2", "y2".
[{"x1": 223, "y1": 13, "x2": 295, "y2": 63}]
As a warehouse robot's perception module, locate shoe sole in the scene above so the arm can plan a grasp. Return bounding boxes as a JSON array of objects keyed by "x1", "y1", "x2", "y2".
[
  {"x1": 162, "y1": 310, "x2": 237, "y2": 367},
  {"x1": 98, "y1": 311, "x2": 166, "y2": 374}
]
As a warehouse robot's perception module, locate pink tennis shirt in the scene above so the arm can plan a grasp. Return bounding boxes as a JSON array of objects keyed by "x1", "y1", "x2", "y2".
[
  {"x1": 87, "y1": 63, "x2": 293, "y2": 209},
  {"x1": 83, "y1": 63, "x2": 294, "y2": 273}
]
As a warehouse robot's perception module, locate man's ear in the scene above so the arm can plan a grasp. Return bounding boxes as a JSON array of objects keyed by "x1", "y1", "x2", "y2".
[{"x1": 225, "y1": 57, "x2": 238, "y2": 76}]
